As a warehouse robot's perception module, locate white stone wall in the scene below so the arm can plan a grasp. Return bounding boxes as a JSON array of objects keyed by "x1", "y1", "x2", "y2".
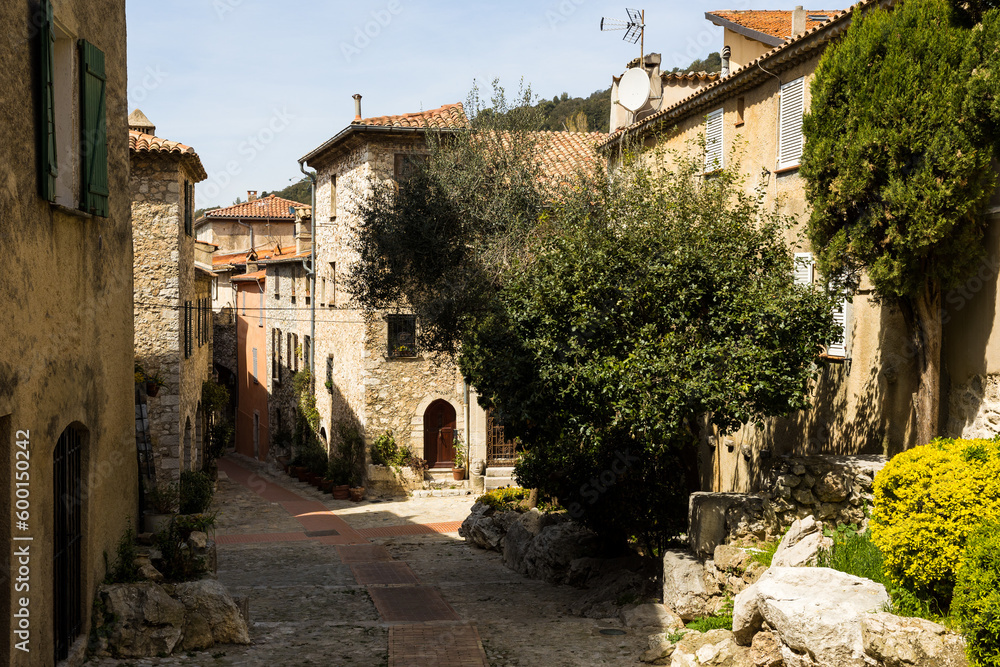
[{"x1": 948, "y1": 373, "x2": 1000, "y2": 439}]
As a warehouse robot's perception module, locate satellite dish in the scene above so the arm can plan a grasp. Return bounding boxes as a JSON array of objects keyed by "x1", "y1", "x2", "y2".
[{"x1": 618, "y1": 67, "x2": 651, "y2": 112}]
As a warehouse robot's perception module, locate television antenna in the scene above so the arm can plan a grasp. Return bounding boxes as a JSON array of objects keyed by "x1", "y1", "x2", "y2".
[{"x1": 601, "y1": 8, "x2": 646, "y2": 62}]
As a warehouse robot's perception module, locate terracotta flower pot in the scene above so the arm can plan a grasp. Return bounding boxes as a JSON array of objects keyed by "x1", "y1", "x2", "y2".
[
  {"x1": 332, "y1": 485, "x2": 350, "y2": 500},
  {"x1": 349, "y1": 487, "x2": 365, "y2": 502},
  {"x1": 452, "y1": 467, "x2": 466, "y2": 481},
  {"x1": 145, "y1": 381, "x2": 161, "y2": 398}
]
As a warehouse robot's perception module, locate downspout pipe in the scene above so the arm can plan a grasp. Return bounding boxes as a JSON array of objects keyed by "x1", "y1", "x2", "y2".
[{"x1": 299, "y1": 159, "x2": 318, "y2": 380}]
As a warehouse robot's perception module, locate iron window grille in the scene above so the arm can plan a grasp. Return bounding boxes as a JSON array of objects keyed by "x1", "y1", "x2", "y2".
[{"x1": 387, "y1": 315, "x2": 417, "y2": 358}]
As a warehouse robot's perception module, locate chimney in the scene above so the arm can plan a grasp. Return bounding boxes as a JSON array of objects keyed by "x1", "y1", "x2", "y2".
[
  {"x1": 353, "y1": 94, "x2": 363, "y2": 122},
  {"x1": 721, "y1": 46, "x2": 731, "y2": 77},
  {"x1": 247, "y1": 190, "x2": 257, "y2": 202},
  {"x1": 792, "y1": 6, "x2": 806, "y2": 37}
]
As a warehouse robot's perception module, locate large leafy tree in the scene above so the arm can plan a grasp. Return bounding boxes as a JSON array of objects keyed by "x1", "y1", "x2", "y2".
[
  {"x1": 350, "y1": 85, "x2": 837, "y2": 547},
  {"x1": 801, "y1": 0, "x2": 1000, "y2": 445}
]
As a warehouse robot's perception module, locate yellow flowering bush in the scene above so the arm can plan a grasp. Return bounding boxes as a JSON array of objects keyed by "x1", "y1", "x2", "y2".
[
  {"x1": 476, "y1": 487, "x2": 529, "y2": 512},
  {"x1": 871, "y1": 438, "x2": 1000, "y2": 600}
]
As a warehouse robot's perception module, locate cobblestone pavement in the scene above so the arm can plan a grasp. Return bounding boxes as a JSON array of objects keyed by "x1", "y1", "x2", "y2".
[{"x1": 88, "y1": 454, "x2": 648, "y2": 666}]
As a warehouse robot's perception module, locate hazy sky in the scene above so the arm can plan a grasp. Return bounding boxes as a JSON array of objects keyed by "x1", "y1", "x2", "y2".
[{"x1": 126, "y1": 0, "x2": 829, "y2": 208}]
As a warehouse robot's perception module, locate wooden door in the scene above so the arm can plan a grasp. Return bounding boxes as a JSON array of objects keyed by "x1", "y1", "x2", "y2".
[{"x1": 423, "y1": 399, "x2": 456, "y2": 468}]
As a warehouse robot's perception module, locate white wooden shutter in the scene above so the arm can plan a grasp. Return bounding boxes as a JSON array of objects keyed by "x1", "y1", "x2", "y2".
[
  {"x1": 777, "y1": 77, "x2": 805, "y2": 169},
  {"x1": 705, "y1": 108, "x2": 724, "y2": 171},
  {"x1": 827, "y1": 297, "x2": 848, "y2": 357},
  {"x1": 793, "y1": 252, "x2": 814, "y2": 285}
]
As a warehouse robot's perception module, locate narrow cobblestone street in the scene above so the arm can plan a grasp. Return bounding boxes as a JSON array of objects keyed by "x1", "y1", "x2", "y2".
[{"x1": 90, "y1": 454, "x2": 648, "y2": 666}]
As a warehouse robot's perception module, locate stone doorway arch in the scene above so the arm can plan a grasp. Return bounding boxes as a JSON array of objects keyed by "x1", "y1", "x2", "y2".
[{"x1": 423, "y1": 399, "x2": 457, "y2": 469}]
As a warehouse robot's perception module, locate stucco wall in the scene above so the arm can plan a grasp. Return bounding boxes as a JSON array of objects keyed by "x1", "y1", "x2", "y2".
[
  {"x1": 235, "y1": 280, "x2": 270, "y2": 460},
  {"x1": 0, "y1": 0, "x2": 135, "y2": 662},
  {"x1": 197, "y1": 218, "x2": 295, "y2": 253}
]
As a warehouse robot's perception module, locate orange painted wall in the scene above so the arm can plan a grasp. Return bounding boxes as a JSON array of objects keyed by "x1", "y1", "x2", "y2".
[{"x1": 235, "y1": 279, "x2": 270, "y2": 460}]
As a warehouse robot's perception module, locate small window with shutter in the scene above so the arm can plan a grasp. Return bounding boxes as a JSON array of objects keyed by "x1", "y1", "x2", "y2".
[
  {"x1": 183, "y1": 181, "x2": 194, "y2": 235},
  {"x1": 827, "y1": 299, "x2": 848, "y2": 358},
  {"x1": 793, "y1": 252, "x2": 814, "y2": 286},
  {"x1": 777, "y1": 77, "x2": 805, "y2": 170},
  {"x1": 704, "y1": 108, "x2": 724, "y2": 172}
]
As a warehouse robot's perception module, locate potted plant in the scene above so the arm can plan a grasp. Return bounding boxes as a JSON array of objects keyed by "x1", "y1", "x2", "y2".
[
  {"x1": 327, "y1": 456, "x2": 351, "y2": 500},
  {"x1": 145, "y1": 370, "x2": 166, "y2": 398},
  {"x1": 143, "y1": 481, "x2": 178, "y2": 533},
  {"x1": 452, "y1": 438, "x2": 466, "y2": 481}
]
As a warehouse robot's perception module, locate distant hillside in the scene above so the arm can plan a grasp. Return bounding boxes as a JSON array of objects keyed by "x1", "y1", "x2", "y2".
[
  {"x1": 262, "y1": 179, "x2": 311, "y2": 205},
  {"x1": 670, "y1": 52, "x2": 721, "y2": 74}
]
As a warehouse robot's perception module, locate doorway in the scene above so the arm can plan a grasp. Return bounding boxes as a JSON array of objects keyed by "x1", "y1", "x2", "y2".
[
  {"x1": 54, "y1": 424, "x2": 85, "y2": 662},
  {"x1": 423, "y1": 399, "x2": 456, "y2": 468}
]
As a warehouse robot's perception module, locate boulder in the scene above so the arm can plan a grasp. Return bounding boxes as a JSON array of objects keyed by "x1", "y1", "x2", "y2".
[
  {"x1": 861, "y1": 612, "x2": 968, "y2": 667},
  {"x1": 642, "y1": 635, "x2": 677, "y2": 665},
  {"x1": 770, "y1": 516, "x2": 831, "y2": 568},
  {"x1": 502, "y1": 509, "x2": 565, "y2": 572},
  {"x1": 622, "y1": 603, "x2": 685, "y2": 630},
  {"x1": 714, "y1": 545, "x2": 751, "y2": 573},
  {"x1": 813, "y1": 473, "x2": 849, "y2": 503},
  {"x1": 187, "y1": 530, "x2": 208, "y2": 550},
  {"x1": 570, "y1": 567, "x2": 650, "y2": 618},
  {"x1": 173, "y1": 579, "x2": 251, "y2": 650},
  {"x1": 663, "y1": 550, "x2": 717, "y2": 620},
  {"x1": 670, "y1": 629, "x2": 754, "y2": 667},
  {"x1": 732, "y1": 567, "x2": 888, "y2": 666},
  {"x1": 750, "y1": 631, "x2": 783, "y2": 667},
  {"x1": 689, "y1": 493, "x2": 769, "y2": 557},
  {"x1": 98, "y1": 583, "x2": 186, "y2": 658},
  {"x1": 521, "y1": 522, "x2": 600, "y2": 584}
]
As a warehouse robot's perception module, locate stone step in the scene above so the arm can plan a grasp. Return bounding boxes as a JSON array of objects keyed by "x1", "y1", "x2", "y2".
[
  {"x1": 410, "y1": 488, "x2": 474, "y2": 498},
  {"x1": 485, "y1": 466, "x2": 515, "y2": 478},
  {"x1": 484, "y1": 477, "x2": 516, "y2": 491}
]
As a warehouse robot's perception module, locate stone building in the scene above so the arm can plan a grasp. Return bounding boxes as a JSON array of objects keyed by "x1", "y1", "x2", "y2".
[
  {"x1": 196, "y1": 191, "x2": 302, "y2": 253},
  {"x1": 0, "y1": 0, "x2": 136, "y2": 663},
  {"x1": 601, "y1": 0, "x2": 1000, "y2": 492},
  {"x1": 296, "y1": 100, "x2": 604, "y2": 483},
  {"x1": 129, "y1": 111, "x2": 214, "y2": 480}
]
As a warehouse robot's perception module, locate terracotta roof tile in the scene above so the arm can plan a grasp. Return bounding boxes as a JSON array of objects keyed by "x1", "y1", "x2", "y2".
[
  {"x1": 707, "y1": 9, "x2": 841, "y2": 41},
  {"x1": 232, "y1": 270, "x2": 266, "y2": 282},
  {"x1": 662, "y1": 71, "x2": 721, "y2": 83},
  {"x1": 204, "y1": 194, "x2": 309, "y2": 220},
  {"x1": 356, "y1": 102, "x2": 470, "y2": 129},
  {"x1": 532, "y1": 131, "x2": 604, "y2": 184},
  {"x1": 213, "y1": 245, "x2": 297, "y2": 267},
  {"x1": 129, "y1": 130, "x2": 207, "y2": 181}
]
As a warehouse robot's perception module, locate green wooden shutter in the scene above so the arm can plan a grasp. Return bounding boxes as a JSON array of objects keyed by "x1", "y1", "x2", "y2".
[
  {"x1": 39, "y1": 0, "x2": 57, "y2": 201},
  {"x1": 79, "y1": 40, "x2": 108, "y2": 217}
]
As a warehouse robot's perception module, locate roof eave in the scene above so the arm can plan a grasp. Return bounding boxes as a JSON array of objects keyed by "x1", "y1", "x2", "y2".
[
  {"x1": 705, "y1": 12, "x2": 786, "y2": 47},
  {"x1": 300, "y1": 124, "x2": 465, "y2": 167}
]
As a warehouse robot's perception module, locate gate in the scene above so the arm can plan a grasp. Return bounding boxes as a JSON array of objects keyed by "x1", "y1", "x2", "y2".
[
  {"x1": 54, "y1": 425, "x2": 84, "y2": 662},
  {"x1": 486, "y1": 410, "x2": 518, "y2": 465}
]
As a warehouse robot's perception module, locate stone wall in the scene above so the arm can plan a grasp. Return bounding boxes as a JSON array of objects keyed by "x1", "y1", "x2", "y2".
[
  {"x1": 308, "y1": 132, "x2": 487, "y2": 467},
  {"x1": 688, "y1": 455, "x2": 885, "y2": 557},
  {"x1": 948, "y1": 373, "x2": 1000, "y2": 439},
  {"x1": 131, "y1": 155, "x2": 212, "y2": 480}
]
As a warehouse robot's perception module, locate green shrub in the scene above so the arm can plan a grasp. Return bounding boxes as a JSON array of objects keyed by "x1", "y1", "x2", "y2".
[
  {"x1": 144, "y1": 480, "x2": 178, "y2": 514},
  {"x1": 749, "y1": 540, "x2": 780, "y2": 569},
  {"x1": 370, "y1": 431, "x2": 407, "y2": 468},
  {"x1": 104, "y1": 519, "x2": 140, "y2": 584},
  {"x1": 154, "y1": 518, "x2": 210, "y2": 582},
  {"x1": 871, "y1": 437, "x2": 1000, "y2": 601},
  {"x1": 952, "y1": 520, "x2": 1000, "y2": 666},
  {"x1": 686, "y1": 598, "x2": 733, "y2": 632},
  {"x1": 336, "y1": 421, "x2": 365, "y2": 487},
  {"x1": 476, "y1": 487, "x2": 529, "y2": 512},
  {"x1": 179, "y1": 471, "x2": 214, "y2": 515}
]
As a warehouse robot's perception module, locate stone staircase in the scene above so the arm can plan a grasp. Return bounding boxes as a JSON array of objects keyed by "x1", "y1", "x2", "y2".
[
  {"x1": 484, "y1": 466, "x2": 516, "y2": 491},
  {"x1": 426, "y1": 468, "x2": 468, "y2": 491}
]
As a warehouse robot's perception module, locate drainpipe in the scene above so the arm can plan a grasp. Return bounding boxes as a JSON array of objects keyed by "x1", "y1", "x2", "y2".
[{"x1": 298, "y1": 160, "x2": 317, "y2": 380}]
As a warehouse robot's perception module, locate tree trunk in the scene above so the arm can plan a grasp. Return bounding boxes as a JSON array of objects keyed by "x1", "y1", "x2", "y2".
[{"x1": 901, "y1": 281, "x2": 943, "y2": 445}]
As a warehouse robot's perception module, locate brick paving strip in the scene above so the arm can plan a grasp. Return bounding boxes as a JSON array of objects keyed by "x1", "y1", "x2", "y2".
[{"x1": 217, "y1": 456, "x2": 488, "y2": 666}]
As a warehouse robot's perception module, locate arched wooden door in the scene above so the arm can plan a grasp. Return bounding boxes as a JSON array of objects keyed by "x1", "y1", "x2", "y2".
[{"x1": 423, "y1": 399, "x2": 456, "y2": 468}]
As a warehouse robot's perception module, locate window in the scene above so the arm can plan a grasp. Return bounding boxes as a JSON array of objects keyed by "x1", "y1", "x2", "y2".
[
  {"x1": 212, "y1": 277, "x2": 218, "y2": 300},
  {"x1": 305, "y1": 274, "x2": 311, "y2": 305},
  {"x1": 793, "y1": 252, "x2": 814, "y2": 286},
  {"x1": 276, "y1": 327, "x2": 283, "y2": 383},
  {"x1": 293, "y1": 334, "x2": 299, "y2": 372},
  {"x1": 197, "y1": 299, "x2": 202, "y2": 346},
  {"x1": 387, "y1": 314, "x2": 417, "y2": 358},
  {"x1": 326, "y1": 355, "x2": 334, "y2": 388},
  {"x1": 320, "y1": 277, "x2": 326, "y2": 306},
  {"x1": 777, "y1": 76, "x2": 805, "y2": 170},
  {"x1": 736, "y1": 97, "x2": 745, "y2": 126},
  {"x1": 329, "y1": 174, "x2": 337, "y2": 219},
  {"x1": 271, "y1": 328, "x2": 278, "y2": 381},
  {"x1": 291, "y1": 269, "x2": 297, "y2": 303},
  {"x1": 828, "y1": 299, "x2": 848, "y2": 358},
  {"x1": 394, "y1": 153, "x2": 428, "y2": 183},
  {"x1": 252, "y1": 347, "x2": 258, "y2": 384},
  {"x1": 287, "y1": 332, "x2": 293, "y2": 375},
  {"x1": 184, "y1": 301, "x2": 193, "y2": 358},
  {"x1": 704, "y1": 108, "x2": 724, "y2": 172},
  {"x1": 183, "y1": 181, "x2": 194, "y2": 235},
  {"x1": 40, "y1": 3, "x2": 109, "y2": 217},
  {"x1": 273, "y1": 268, "x2": 280, "y2": 299},
  {"x1": 258, "y1": 290, "x2": 263, "y2": 327},
  {"x1": 304, "y1": 336, "x2": 311, "y2": 370},
  {"x1": 329, "y1": 262, "x2": 336, "y2": 307}
]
